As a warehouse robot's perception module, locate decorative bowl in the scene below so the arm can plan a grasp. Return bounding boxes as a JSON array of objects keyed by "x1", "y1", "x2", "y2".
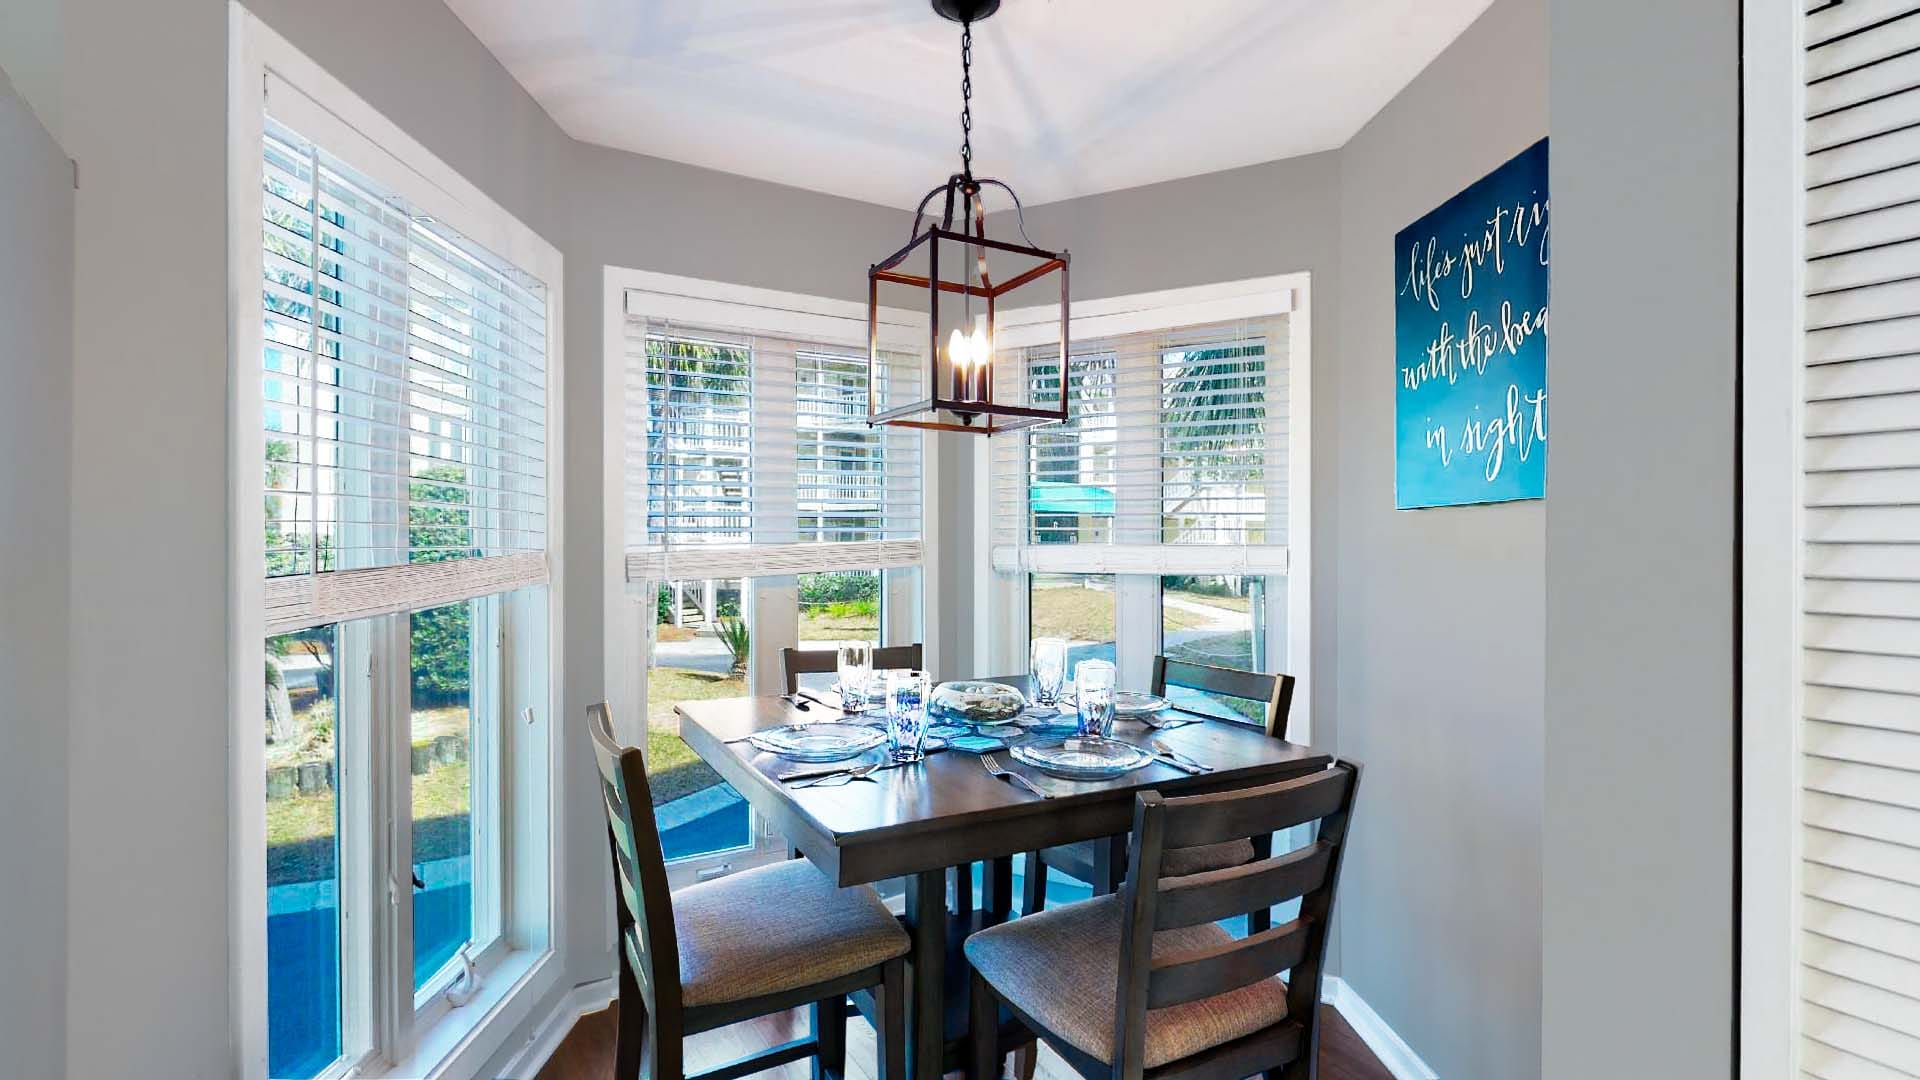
[{"x1": 928, "y1": 680, "x2": 1028, "y2": 726}]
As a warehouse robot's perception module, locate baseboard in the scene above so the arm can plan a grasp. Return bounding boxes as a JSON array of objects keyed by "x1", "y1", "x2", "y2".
[
  {"x1": 501, "y1": 973, "x2": 1420, "y2": 1079},
  {"x1": 496, "y1": 977, "x2": 617, "y2": 1079},
  {"x1": 1321, "y1": 977, "x2": 1440, "y2": 1080}
]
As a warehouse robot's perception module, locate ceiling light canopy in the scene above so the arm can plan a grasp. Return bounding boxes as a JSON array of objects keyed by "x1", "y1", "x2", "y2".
[{"x1": 867, "y1": 0, "x2": 1069, "y2": 436}]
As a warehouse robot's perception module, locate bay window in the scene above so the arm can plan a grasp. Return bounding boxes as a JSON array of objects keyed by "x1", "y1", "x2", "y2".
[{"x1": 240, "y1": 47, "x2": 561, "y2": 1078}]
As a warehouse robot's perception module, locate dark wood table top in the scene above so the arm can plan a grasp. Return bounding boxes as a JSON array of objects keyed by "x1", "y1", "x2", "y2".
[{"x1": 677, "y1": 675, "x2": 1331, "y2": 887}]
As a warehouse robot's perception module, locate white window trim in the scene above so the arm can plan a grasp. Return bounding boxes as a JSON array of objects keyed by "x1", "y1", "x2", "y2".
[
  {"x1": 227, "y1": 7, "x2": 568, "y2": 1078},
  {"x1": 600, "y1": 268, "x2": 938, "y2": 885},
  {"x1": 974, "y1": 273, "x2": 1312, "y2": 743},
  {"x1": 1741, "y1": 2, "x2": 1804, "y2": 1076}
]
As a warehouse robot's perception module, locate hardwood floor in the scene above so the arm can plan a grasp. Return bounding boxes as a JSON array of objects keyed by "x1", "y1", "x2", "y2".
[{"x1": 535, "y1": 1002, "x2": 1394, "y2": 1080}]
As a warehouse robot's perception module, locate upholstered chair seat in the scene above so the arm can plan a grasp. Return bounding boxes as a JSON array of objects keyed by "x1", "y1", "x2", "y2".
[
  {"x1": 669, "y1": 859, "x2": 910, "y2": 1007},
  {"x1": 966, "y1": 894, "x2": 1289, "y2": 1068}
]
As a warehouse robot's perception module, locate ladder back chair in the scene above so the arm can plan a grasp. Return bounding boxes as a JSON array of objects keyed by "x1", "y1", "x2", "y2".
[
  {"x1": 1024, "y1": 659, "x2": 1300, "y2": 929},
  {"x1": 968, "y1": 762, "x2": 1360, "y2": 1080},
  {"x1": 589, "y1": 703, "x2": 909, "y2": 1080},
  {"x1": 782, "y1": 644, "x2": 925, "y2": 695}
]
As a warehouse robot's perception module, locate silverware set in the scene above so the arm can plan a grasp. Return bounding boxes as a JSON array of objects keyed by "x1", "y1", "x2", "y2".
[{"x1": 790, "y1": 761, "x2": 886, "y2": 787}]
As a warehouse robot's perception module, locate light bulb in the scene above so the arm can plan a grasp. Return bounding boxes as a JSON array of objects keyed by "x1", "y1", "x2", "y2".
[
  {"x1": 948, "y1": 327, "x2": 970, "y2": 370},
  {"x1": 969, "y1": 321, "x2": 991, "y2": 369}
]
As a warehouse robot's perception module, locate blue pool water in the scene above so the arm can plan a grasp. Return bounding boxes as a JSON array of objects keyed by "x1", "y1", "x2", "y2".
[{"x1": 267, "y1": 873, "x2": 472, "y2": 1078}]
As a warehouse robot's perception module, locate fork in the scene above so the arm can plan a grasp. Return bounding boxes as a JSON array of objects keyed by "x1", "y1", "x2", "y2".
[{"x1": 982, "y1": 754, "x2": 1055, "y2": 799}]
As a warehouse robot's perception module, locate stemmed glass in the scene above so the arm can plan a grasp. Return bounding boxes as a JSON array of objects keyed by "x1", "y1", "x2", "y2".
[
  {"x1": 837, "y1": 643, "x2": 873, "y2": 714},
  {"x1": 1030, "y1": 638, "x2": 1068, "y2": 711},
  {"x1": 1074, "y1": 658, "x2": 1116, "y2": 738}
]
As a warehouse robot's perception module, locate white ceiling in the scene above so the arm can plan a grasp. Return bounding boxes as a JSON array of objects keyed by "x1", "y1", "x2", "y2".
[{"x1": 446, "y1": 0, "x2": 1496, "y2": 210}]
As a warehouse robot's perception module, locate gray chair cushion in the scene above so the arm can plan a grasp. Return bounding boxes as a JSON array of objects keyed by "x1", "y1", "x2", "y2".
[
  {"x1": 965, "y1": 895, "x2": 1290, "y2": 1067},
  {"x1": 672, "y1": 859, "x2": 910, "y2": 1007},
  {"x1": 1160, "y1": 838, "x2": 1256, "y2": 878}
]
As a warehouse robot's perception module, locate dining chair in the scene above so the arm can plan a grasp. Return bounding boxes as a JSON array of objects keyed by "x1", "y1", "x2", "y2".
[
  {"x1": 782, "y1": 643, "x2": 926, "y2": 695},
  {"x1": 967, "y1": 761, "x2": 1360, "y2": 1080},
  {"x1": 589, "y1": 703, "x2": 909, "y2": 1080},
  {"x1": 1021, "y1": 659, "x2": 1299, "y2": 928}
]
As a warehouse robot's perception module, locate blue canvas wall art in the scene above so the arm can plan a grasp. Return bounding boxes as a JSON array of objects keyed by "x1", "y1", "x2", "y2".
[{"x1": 1394, "y1": 137, "x2": 1549, "y2": 509}]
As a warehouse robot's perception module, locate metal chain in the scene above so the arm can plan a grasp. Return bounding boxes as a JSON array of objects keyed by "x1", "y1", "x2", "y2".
[{"x1": 959, "y1": 21, "x2": 974, "y2": 177}]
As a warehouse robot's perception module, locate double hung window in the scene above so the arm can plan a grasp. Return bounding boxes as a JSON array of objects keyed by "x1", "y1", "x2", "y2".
[
  {"x1": 990, "y1": 316, "x2": 1293, "y2": 716},
  {"x1": 251, "y1": 77, "x2": 559, "y2": 1078},
  {"x1": 615, "y1": 297, "x2": 927, "y2": 882}
]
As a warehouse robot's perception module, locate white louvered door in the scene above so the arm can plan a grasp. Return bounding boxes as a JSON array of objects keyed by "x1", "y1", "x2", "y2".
[{"x1": 1801, "y1": 2, "x2": 1920, "y2": 1075}]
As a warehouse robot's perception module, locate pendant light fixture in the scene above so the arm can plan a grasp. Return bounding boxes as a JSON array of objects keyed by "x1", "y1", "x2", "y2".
[{"x1": 867, "y1": 0, "x2": 1070, "y2": 435}]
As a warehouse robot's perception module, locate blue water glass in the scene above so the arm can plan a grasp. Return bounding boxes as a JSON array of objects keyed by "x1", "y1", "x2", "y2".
[
  {"x1": 1075, "y1": 658, "x2": 1116, "y2": 738},
  {"x1": 886, "y1": 670, "x2": 929, "y2": 761}
]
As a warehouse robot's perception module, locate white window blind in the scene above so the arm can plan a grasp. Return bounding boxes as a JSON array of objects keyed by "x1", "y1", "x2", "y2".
[
  {"x1": 261, "y1": 116, "x2": 550, "y2": 634},
  {"x1": 626, "y1": 318, "x2": 924, "y2": 582},
  {"x1": 1799, "y1": 4, "x2": 1920, "y2": 1076},
  {"x1": 990, "y1": 318, "x2": 1288, "y2": 575}
]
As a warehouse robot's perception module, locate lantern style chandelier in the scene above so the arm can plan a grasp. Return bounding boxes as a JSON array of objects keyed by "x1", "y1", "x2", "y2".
[{"x1": 867, "y1": 0, "x2": 1070, "y2": 435}]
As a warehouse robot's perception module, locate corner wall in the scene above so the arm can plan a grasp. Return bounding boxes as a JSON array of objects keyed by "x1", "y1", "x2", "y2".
[
  {"x1": 1543, "y1": 1, "x2": 1738, "y2": 1075},
  {"x1": 0, "y1": 64, "x2": 72, "y2": 1080}
]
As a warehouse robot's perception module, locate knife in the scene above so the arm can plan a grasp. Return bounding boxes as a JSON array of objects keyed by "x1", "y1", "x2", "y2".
[{"x1": 798, "y1": 689, "x2": 846, "y2": 712}]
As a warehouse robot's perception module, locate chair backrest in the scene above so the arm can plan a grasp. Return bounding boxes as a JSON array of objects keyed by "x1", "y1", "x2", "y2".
[
  {"x1": 781, "y1": 643, "x2": 925, "y2": 694},
  {"x1": 1110, "y1": 762, "x2": 1361, "y2": 1079},
  {"x1": 1151, "y1": 656, "x2": 1296, "y2": 740},
  {"x1": 588, "y1": 703, "x2": 683, "y2": 1015}
]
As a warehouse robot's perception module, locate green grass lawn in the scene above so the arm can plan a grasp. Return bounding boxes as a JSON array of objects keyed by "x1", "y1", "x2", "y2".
[
  {"x1": 1166, "y1": 589, "x2": 1252, "y2": 613},
  {"x1": 267, "y1": 758, "x2": 470, "y2": 885},
  {"x1": 798, "y1": 607, "x2": 879, "y2": 642},
  {"x1": 1030, "y1": 583, "x2": 1118, "y2": 643}
]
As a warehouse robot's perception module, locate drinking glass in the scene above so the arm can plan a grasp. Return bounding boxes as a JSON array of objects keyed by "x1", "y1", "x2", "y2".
[
  {"x1": 1074, "y1": 658, "x2": 1116, "y2": 738},
  {"x1": 837, "y1": 643, "x2": 873, "y2": 712},
  {"x1": 1030, "y1": 637, "x2": 1068, "y2": 710},
  {"x1": 885, "y1": 669, "x2": 930, "y2": 762}
]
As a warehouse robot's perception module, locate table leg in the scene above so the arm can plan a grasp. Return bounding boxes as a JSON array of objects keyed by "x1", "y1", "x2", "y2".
[{"x1": 904, "y1": 869, "x2": 947, "y2": 1080}]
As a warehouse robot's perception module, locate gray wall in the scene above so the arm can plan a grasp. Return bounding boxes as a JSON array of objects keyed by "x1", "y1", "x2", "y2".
[
  {"x1": 1543, "y1": 1, "x2": 1738, "y2": 1077},
  {"x1": 1332, "y1": 2, "x2": 1545, "y2": 1076},
  {"x1": 0, "y1": 66, "x2": 72, "y2": 1080}
]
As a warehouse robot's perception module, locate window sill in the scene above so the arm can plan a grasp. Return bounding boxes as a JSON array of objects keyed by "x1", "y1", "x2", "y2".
[{"x1": 364, "y1": 946, "x2": 557, "y2": 1080}]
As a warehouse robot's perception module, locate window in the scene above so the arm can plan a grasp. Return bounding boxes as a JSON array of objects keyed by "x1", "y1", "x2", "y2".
[
  {"x1": 799, "y1": 571, "x2": 882, "y2": 648},
  {"x1": 1030, "y1": 573, "x2": 1116, "y2": 672},
  {"x1": 615, "y1": 298, "x2": 927, "y2": 883},
  {"x1": 991, "y1": 315, "x2": 1292, "y2": 692},
  {"x1": 264, "y1": 625, "x2": 344, "y2": 1080},
  {"x1": 247, "y1": 73, "x2": 558, "y2": 1079},
  {"x1": 1161, "y1": 575, "x2": 1270, "y2": 722}
]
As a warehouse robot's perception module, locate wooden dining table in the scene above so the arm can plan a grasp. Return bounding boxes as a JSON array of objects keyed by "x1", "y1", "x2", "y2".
[{"x1": 676, "y1": 674, "x2": 1330, "y2": 1080}]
